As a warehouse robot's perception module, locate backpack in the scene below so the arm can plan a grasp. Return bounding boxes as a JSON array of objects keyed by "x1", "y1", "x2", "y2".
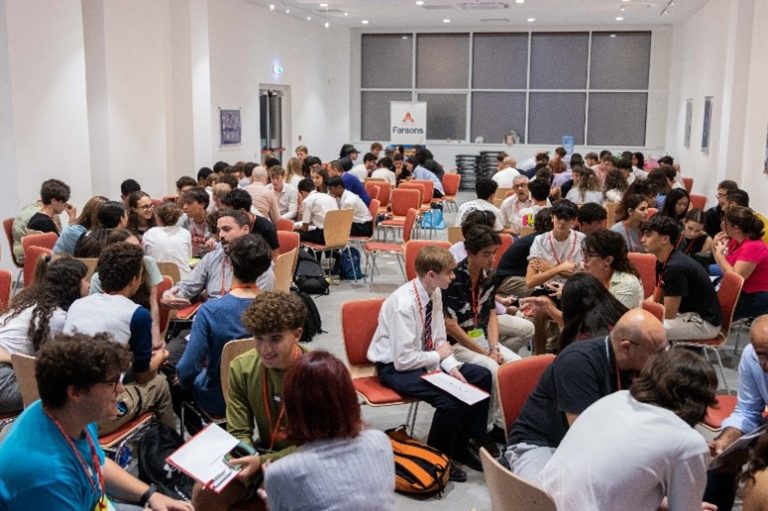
[
  {"x1": 138, "y1": 422, "x2": 195, "y2": 500},
  {"x1": 294, "y1": 249, "x2": 329, "y2": 295},
  {"x1": 292, "y1": 290, "x2": 324, "y2": 343},
  {"x1": 339, "y1": 247, "x2": 364, "y2": 280},
  {"x1": 386, "y1": 426, "x2": 450, "y2": 497},
  {"x1": 420, "y1": 206, "x2": 445, "y2": 230}
]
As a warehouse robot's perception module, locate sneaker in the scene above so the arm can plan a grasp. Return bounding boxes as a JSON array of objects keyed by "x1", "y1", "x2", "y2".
[
  {"x1": 448, "y1": 463, "x2": 467, "y2": 482},
  {"x1": 453, "y1": 443, "x2": 483, "y2": 472},
  {"x1": 476, "y1": 433, "x2": 500, "y2": 458}
]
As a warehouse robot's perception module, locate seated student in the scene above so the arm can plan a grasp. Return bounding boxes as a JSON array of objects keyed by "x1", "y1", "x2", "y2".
[
  {"x1": 616, "y1": 158, "x2": 636, "y2": 188},
  {"x1": 370, "y1": 156, "x2": 397, "y2": 186},
  {"x1": 263, "y1": 351, "x2": 396, "y2": 511},
  {"x1": 73, "y1": 200, "x2": 128, "y2": 258},
  {"x1": 496, "y1": 209, "x2": 553, "y2": 300},
  {"x1": 504, "y1": 309, "x2": 667, "y2": 481},
  {"x1": 526, "y1": 199, "x2": 585, "y2": 290},
  {"x1": 681, "y1": 208, "x2": 714, "y2": 262},
  {"x1": 449, "y1": 210, "x2": 495, "y2": 262},
  {"x1": 120, "y1": 178, "x2": 141, "y2": 206},
  {"x1": 499, "y1": 175, "x2": 534, "y2": 234},
  {"x1": 492, "y1": 156, "x2": 521, "y2": 188},
  {"x1": 577, "y1": 202, "x2": 607, "y2": 236},
  {"x1": 267, "y1": 165, "x2": 299, "y2": 220},
  {"x1": 177, "y1": 186, "x2": 214, "y2": 258},
  {"x1": 333, "y1": 158, "x2": 371, "y2": 206},
  {"x1": 220, "y1": 189, "x2": 280, "y2": 260},
  {"x1": 126, "y1": 190, "x2": 157, "y2": 239},
  {"x1": 660, "y1": 187, "x2": 690, "y2": 226},
  {"x1": 557, "y1": 162, "x2": 580, "y2": 200},
  {"x1": 367, "y1": 246, "x2": 492, "y2": 480},
  {"x1": 713, "y1": 206, "x2": 768, "y2": 320},
  {"x1": 327, "y1": 176, "x2": 373, "y2": 237},
  {"x1": 176, "y1": 175, "x2": 197, "y2": 197},
  {"x1": 295, "y1": 178, "x2": 339, "y2": 245},
  {"x1": 565, "y1": 167, "x2": 604, "y2": 206},
  {"x1": 284, "y1": 157, "x2": 304, "y2": 187},
  {"x1": 246, "y1": 165, "x2": 281, "y2": 224},
  {"x1": 412, "y1": 159, "x2": 446, "y2": 198},
  {"x1": 52, "y1": 195, "x2": 107, "y2": 255},
  {"x1": 26, "y1": 179, "x2": 76, "y2": 235},
  {"x1": 456, "y1": 178, "x2": 504, "y2": 232},
  {"x1": 705, "y1": 179, "x2": 740, "y2": 237},
  {"x1": 143, "y1": 201, "x2": 193, "y2": 278},
  {"x1": 0, "y1": 334, "x2": 193, "y2": 511},
  {"x1": 192, "y1": 291, "x2": 308, "y2": 511},
  {"x1": 603, "y1": 168, "x2": 629, "y2": 203},
  {"x1": 610, "y1": 193, "x2": 649, "y2": 253},
  {"x1": 209, "y1": 182, "x2": 232, "y2": 215},
  {"x1": 350, "y1": 152, "x2": 377, "y2": 181},
  {"x1": 0, "y1": 257, "x2": 88, "y2": 413},
  {"x1": 63, "y1": 242, "x2": 175, "y2": 434},
  {"x1": 641, "y1": 215, "x2": 722, "y2": 341},
  {"x1": 539, "y1": 349, "x2": 717, "y2": 511},
  {"x1": 443, "y1": 225, "x2": 532, "y2": 440},
  {"x1": 197, "y1": 166, "x2": 213, "y2": 188},
  {"x1": 647, "y1": 166, "x2": 674, "y2": 209},
  {"x1": 516, "y1": 178, "x2": 552, "y2": 232},
  {"x1": 581, "y1": 229, "x2": 644, "y2": 308},
  {"x1": 176, "y1": 234, "x2": 271, "y2": 417},
  {"x1": 162, "y1": 208, "x2": 275, "y2": 308},
  {"x1": 723, "y1": 188, "x2": 768, "y2": 245}
]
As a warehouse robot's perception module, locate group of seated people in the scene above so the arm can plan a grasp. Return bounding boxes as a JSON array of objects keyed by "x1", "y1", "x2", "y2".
[{"x1": 1, "y1": 143, "x2": 768, "y2": 511}]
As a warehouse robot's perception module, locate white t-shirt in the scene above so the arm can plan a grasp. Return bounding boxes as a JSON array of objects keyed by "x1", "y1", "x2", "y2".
[
  {"x1": 0, "y1": 306, "x2": 66, "y2": 356},
  {"x1": 456, "y1": 199, "x2": 504, "y2": 231},
  {"x1": 339, "y1": 190, "x2": 372, "y2": 224},
  {"x1": 142, "y1": 226, "x2": 193, "y2": 278},
  {"x1": 565, "y1": 188, "x2": 605, "y2": 206},
  {"x1": 370, "y1": 168, "x2": 396, "y2": 186},
  {"x1": 540, "y1": 391, "x2": 708, "y2": 511},
  {"x1": 350, "y1": 164, "x2": 368, "y2": 182},
  {"x1": 492, "y1": 167, "x2": 521, "y2": 188},
  {"x1": 528, "y1": 230, "x2": 586, "y2": 283},
  {"x1": 301, "y1": 191, "x2": 339, "y2": 229}
]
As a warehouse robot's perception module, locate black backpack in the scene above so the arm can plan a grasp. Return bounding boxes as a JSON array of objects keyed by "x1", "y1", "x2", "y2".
[
  {"x1": 294, "y1": 249, "x2": 329, "y2": 295},
  {"x1": 138, "y1": 422, "x2": 194, "y2": 500},
  {"x1": 292, "y1": 290, "x2": 324, "y2": 343}
]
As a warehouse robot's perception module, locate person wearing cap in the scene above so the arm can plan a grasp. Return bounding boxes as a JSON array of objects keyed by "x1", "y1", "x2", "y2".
[{"x1": 339, "y1": 143, "x2": 360, "y2": 163}]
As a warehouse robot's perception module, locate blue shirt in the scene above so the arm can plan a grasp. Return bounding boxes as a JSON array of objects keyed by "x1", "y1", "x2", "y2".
[
  {"x1": 53, "y1": 224, "x2": 86, "y2": 255},
  {"x1": 341, "y1": 172, "x2": 371, "y2": 207},
  {"x1": 722, "y1": 343, "x2": 768, "y2": 433},
  {"x1": 413, "y1": 166, "x2": 445, "y2": 194},
  {"x1": 0, "y1": 401, "x2": 106, "y2": 511},
  {"x1": 176, "y1": 293, "x2": 252, "y2": 416}
]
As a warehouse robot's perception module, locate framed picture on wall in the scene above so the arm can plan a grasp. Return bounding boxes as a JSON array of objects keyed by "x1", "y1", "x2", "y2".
[
  {"x1": 220, "y1": 108, "x2": 241, "y2": 145},
  {"x1": 764, "y1": 122, "x2": 768, "y2": 174},
  {"x1": 683, "y1": 99, "x2": 693, "y2": 148},
  {"x1": 701, "y1": 96, "x2": 713, "y2": 154}
]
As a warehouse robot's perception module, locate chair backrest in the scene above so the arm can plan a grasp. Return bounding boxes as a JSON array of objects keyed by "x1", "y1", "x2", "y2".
[
  {"x1": 155, "y1": 275, "x2": 174, "y2": 338},
  {"x1": 374, "y1": 181, "x2": 391, "y2": 208},
  {"x1": 368, "y1": 198, "x2": 381, "y2": 226},
  {"x1": 494, "y1": 234, "x2": 514, "y2": 269},
  {"x1": 690, "y1": 193, "x2": 707, "y2": 211},
  {"x1": 3, "y1": 218, "x2": 21, "y2": 268},
  {"x1": 75, "y1": 257, "x2": 99, "y2": 280},
  {"x1": 496, "y1": 355, "x2": 556, "y2": 436},
  {"x1": 321, "y1": 208, "x2": 354, "y2": 249},
  {"x1": 404, "y1": 240, "x2": 451, "y2": 281},
  {"x1": 390, "y1": 188, "x2": 421, "y2": 217},
  {"x1": 441, "y1": 173, "x2": 461, "y2": 196},
  {"x1": 276, "y1": 218, "x2": 295, "y2": 232},
  {"x1": 412, "y1": 180, "x2": 434, "y2": 204},
  {"x1": 0, "y1": 269, "x2": 11, "y2": 311},
  {"x1": 150, "y1": 198, "x2": 162, "y2": 208},
  {"x1": 518, "y1": 226, "x2": 535, "y2": 237},
  {"x1": 717, "y1": 271, "x2": 744, "y2": 334},
  {"x1": 364, "y1": 182, "x2": 381, "y2": 203},
  {"x1": 682, "y1": 177, "x2": 693, "y2": 194},
  {"x1": 155, "y1": 261, "x2": 182, "y2": 285},
  {"x1": 605, "y1": 202, "x2": 619, "y2": 227},
  {"x1": 274, "y1": 248, "x2": 297, "y2": 292},
  {"x1": 479, "y1": 447, "x2": 557, "y2": 511},
  {"x1": 277, "y1": 230, "x2": 300, "y2": 255},
  {"x1": 10, "y1": 353, "x2": 39, "y2": 408},
  {"x1": 21, "y1": 232, "x2": 58, "y2": 252},
  {"x1": 220, "y1": 338, "x2": 254, "y2": 405},
  {"x1": 645, "y1": 207, "x2": 658, "y2": 220},
  {"x1": 23, "y1": 245, "x2": 52, "y2": 288},
  {"x1": 161, "y1": 195, "x2": 178, "y2": 204},
  {"x1": 341, "y1": 298, "x2": 385, "y2": 376},
  {"x1": 641, "y1": 300, "x2": 665, "y2": 323},
  {"x1": 627, "y1": 252, "x2": 657, "y2": 300},
  {"x1": 447, "y1": 225, "x2": 464, "y2": 244},
  {"x1": 402, "y1": 208, "x2": 419, "y2": 244},
  {"x1": 397, "y1": 183, "x2": 424, "y2": 209}
]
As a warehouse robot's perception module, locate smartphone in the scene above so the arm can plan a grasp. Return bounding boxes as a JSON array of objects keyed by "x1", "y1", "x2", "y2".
[{"x1": 224, "y1": 442, "x2": 256, "y2": 466}]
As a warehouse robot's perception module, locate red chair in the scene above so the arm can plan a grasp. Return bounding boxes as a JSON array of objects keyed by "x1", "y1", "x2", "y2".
[
  {"x1": 3, "y1": 218, "x2": 21, "y2": 268},
  {"x1": 628, "y1": 252, "x2": 657, "y2": 300},
  {"x1": 494, "y1": 234, "x2": 514, "y2": 269},
  {"x1": 161, "y1": 195, "x2": 178, "y2": 204},
  {"x1": 440, "y1": 173, "x2": 461, "y2": 212},
  {"x1": 363, "y1": 208, "x2": 417, "y2": 281},
  {"x1": 277, "y1": 230, "x2": 300, "y2": 255},
  {"x1": 682, "y1": 177, "x2": 693, "y2": 194},
  {"x1": 380, "y1": 188, "x2": 420, "y2": 240},
  {"x1": 21, "y1": 231, "x2": 57, "y2": 253},
  {"x1": 276, "y1": 218, "x2": 295, "y2": 232},
  {"x1": 702, "y1": 394, "x2": 737, "y2": 432},
  {"x1": 645, "y1": 207, "x2": 658, "y2": 220},
  {"x1": 400, "y1": 181, "x2": 433, "y2": 212},
  {"x1": 690, "y1": 193, "x2": 707, "y2": 210},
  {"x1": 496, "y1": 355, "x2": 556, "y2": 438},
  {"x1": 404, "y1": 240, "x2": 451, "y2": 281},
  {"x1": 364, "y1": 182, "x2": 381, "y2": 203},
  {"x1": 372, "y1": 181, "x2": 391, "y2": 212},
  {"x1": 641, "y1": 300, "x2": 665, "y2": 323},
  {"x1": 0, "y1": 269, "x2": 11, "y2": 311},
  {"x1": 22, "y1": 245, "x2": 52, "y2": 288},
  {"x1": 341, "y1": 298, "x2": 419, "y2": 434}
]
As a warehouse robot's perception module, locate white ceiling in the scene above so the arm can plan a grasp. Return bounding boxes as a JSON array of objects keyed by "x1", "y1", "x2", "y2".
[{"x1": 251, "y1": 0, "x2": 709, "y2": 29}]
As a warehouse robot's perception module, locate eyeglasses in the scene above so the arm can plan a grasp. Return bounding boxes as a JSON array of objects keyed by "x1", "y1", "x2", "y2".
[
  {"x1": 137, "y1": 204, "x2": 154, "y2": 211},
  {"x1": 100, "y1": 372, "x2": 125, "y2": 390},
  {"x1": 582, "y1": 251, "x2": 601, "y2": 261},
  {"x1": 715, "y1": 192, "x2": 727, "y2": 198}
]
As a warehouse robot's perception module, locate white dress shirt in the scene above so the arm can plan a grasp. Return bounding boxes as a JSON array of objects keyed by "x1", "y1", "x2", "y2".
[
  {"x1": 500, "y1": 195, "x2": 534, "y2": 230},
  {"x1": 301, "y1": 191, "x2": 338, "y2": 229},
  {"x1": 267, "y1": 183, "x2": 299, "y2": 219},
  {"x1": 492, "y1": 167, "x2": 521, "y2": 188},
  {"x1": 338, "y1": 190, "x2": 372, "y2": 223}
]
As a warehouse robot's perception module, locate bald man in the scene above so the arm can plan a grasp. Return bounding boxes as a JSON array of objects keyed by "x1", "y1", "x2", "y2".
[
  {"x1": 705, "y1": 315, "x2": 768, "y2": 511},
  {"x1": 492, "y1": 156, "x2": 520, "y2": 188},
  {"x1": 504, "y1": 309, "x2": 668, "y2": 482}
]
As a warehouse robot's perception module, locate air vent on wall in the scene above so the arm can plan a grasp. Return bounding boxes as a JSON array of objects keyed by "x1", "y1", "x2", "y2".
[
  {"x1": 459, "y1": 2, "x2": 510, "y2": 10},
  {"x1": 481, "y1": 18, "x2": 510, "y2": 22},
  {"x1": 421, "y1": 4, "x2": 454, "y2": 9},
  {"x1": 316, "y1": 7, "x2": 345, "y2": 14}
]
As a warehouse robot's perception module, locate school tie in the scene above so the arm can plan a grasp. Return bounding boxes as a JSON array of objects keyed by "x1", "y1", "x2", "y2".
[{"x1": 423, "y1": 299, "x2": 434, "y2": 351}]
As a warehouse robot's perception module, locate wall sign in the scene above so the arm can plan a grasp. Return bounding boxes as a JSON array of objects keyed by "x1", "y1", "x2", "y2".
[{"x1": 390, "y1": 101, "x2": 427, "y2": 144}]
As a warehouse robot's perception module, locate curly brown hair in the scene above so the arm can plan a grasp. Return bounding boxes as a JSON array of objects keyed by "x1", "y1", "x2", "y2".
[{"x1": 242, "y1": 291, "x2": 306, "y2": 335}]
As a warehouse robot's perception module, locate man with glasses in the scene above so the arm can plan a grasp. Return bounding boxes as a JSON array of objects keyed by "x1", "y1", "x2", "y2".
[
  {"x1": 705, "y1": 315, "x2": 768, "y2": 510},
  {"x1": 504, "y1": 309, "x2": 667, "y2": 483},
  {"x1": 704, "y1": 179, "x2": 739, "y2": 237},
  {"x1": 500, "y1": 175, "x2": 536, "y2": 234}
]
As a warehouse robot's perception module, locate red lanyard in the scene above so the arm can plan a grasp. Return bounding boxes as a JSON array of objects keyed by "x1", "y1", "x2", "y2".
[
  {"x1": 413, "y1": 281, "x2": 432, "y2": 348},
  {"x1": 220, "y1": 256, "x2": 229, "y2": 296},
  {"x1": 623, "y1": 221, "x2": 636, "y2": 252},
  {"x1": 548, "y1": 231, "x2": 577, "y2": 265},
  {"x1": 261, "y1": 346, "x2": 300, "y2": 450},
  {"x1": 45, "y1": 408, "x2": 106, "y2": 510},
  {"x1": 470, "y1": 280, "x2": 480, "y2": 328}
]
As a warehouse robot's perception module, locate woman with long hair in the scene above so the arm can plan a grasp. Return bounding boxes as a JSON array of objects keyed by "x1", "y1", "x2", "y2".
[
  {"x1": 661, "y1": 188, "x2": 690, "y2": 224},
  {"x1": 582, "y1": 229, "x2": 644, "y2": 309},
  {"x1": 285, "y1": 156, "x2": 303, "y2": 187},
  {"x1": 681, "y1": 209, "x2": 713, "y2": 258},
  {"x1": 262, "y1": 351, "x2": 395, "y2": 511},
  {"x1": 126, "y1": 190, "x2": 157, "y2": 238},
  {"x1": 311, "y1": 166, "x2": 330, "y2": 194},
  {"x1": 565, "y1": 167, "x2": 604, "y2": 206},
  {"x1": 603, "y1": 169, "x2": 629, "y2": 203},
  {"x1": 52, "y1": 195, "x2": 108, "y2": 255},
  {"x1": 610, "y1": 193, "x2": 649, "y2": 253},
  {"x1": 741, "y1": 429, "x2": 768, "y2": 511},
  {"x1": 647, "y1": 167, "x2": 674, "y2": 209},
  {"x1": 0, "y1": 256, "x2": 88, "y2": 412},
  {"x1": 73, "y1": 200, "x2": 127, "y2": 258}
]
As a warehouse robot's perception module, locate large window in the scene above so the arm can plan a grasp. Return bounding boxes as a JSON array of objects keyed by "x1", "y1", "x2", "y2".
[{"x1": 360, "y1": 31, "x2": 652, "y2": 146}]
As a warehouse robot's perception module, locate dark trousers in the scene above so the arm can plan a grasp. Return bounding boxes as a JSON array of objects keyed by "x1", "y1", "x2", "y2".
[
  {"x1": 300, "y1": 228, "x2": 325, "y2": 245},
  {"x1": 351, "y1": 221, "x2": 373, "y2": 237},
  {"x1": 704, "y1": 471, "x2": 737, "y2": 511},
  {"x1": 377, "y1": 362, "x2": 491, "y2": 459}
]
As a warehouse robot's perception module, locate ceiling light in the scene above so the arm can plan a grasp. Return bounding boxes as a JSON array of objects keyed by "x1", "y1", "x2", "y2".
[
  {"x1": 622, "y1": 0, "x2": 630, "y2": 2},
  {"x1": 610, "y1": 33, "x2": 617, "y2": 38},
  {"x1": 615, "y1": 16, "x2": 624, "y2": 20},
  {"x1": 415, "y1": 0, "x2": 424, "y2": 4},
  {"x1": 361, "y1": 19, "x2": 369, "y2": 24},
  {"x1": 269, "y1": 3, "x2": 275, "y2": 9},
  {"x1": 402, "y1": 35, "x2": 409, "y2": 39},
  {"x1": 285, "y1": 8, "x2": 290, "y2": 13},
  {"x1": 619, "y1": 6, "x2": 625, "y2": 11},
  {"x1": 442, "y1": 18, "x2": 451, "y2": 23},
  {"x1": 343, "y1": 11, "x2": 348, "y2": 16},
  {"x1": 527, "y1": 17, "x2": 535, "y2": 22},
  {"x1": 319, "y1": 3, "x2": 328, "y2": 7},
  {"x1": 515, "y1": 0, "x2": 524, "y2": 3},
  {"x1": 324, "y1": 21, "x2": 330, "y2": 27},
  {"x1": 307, "y1": 16, "x2": 311, "y2": 20}
]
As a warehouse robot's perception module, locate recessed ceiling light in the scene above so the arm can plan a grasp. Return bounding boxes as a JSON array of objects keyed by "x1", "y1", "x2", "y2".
[
  {"x1": 527, "y1": 17, "x2": 535, "y2": 22},
  {"x1": 362, "y1": 19, "x2": 369, "y2": 24},
  {"x1": 269, "y1": 3, "x2": 275, "y2": 9},
  {"x1": 615, "y1": 16, "x2": 624, "y2": 20},
  {"x1": 415, "y1": 0, "x2": 424, "y2": 4},
  {"x1": 515, "y1": 0, "x2": 524, "y2": 3},
  {"x1": 324, "y1": 21, "x2": 330, "y2": 27},
  {"x1": 622, "y1": 0, "x2": 630, "y2": 2},
  {"x1": 610, "y1": 33, "x2": 617, "y2": 38},
  {"x1": 402, "y1": 35, "x2": 409, "y2": 39},
  {"x1": 319, "y1": 3, "x2": 328, "y2": 7},
  {"x1": 343, "y1": 11, "x2": 348, "y2": 16},
  {"x1": 442, "y1": 18, "x2": 451, "y2": 23},
  {"x1": 285, "y1": 8, "x2": 290, "y2": 13},
  {"x1": 307, "y1": 16, "x2": 311, "y2": 20},
  {"x1": 619, "y1": 6, "x2": 626, "y2": 11}
]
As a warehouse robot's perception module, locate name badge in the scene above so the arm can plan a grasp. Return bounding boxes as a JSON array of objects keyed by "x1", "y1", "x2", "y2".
[{"x1": 467, "y1": 328, "x2": 489, "y2": 351}]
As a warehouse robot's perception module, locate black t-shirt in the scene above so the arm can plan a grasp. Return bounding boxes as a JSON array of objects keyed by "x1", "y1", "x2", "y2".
[
  {"x1": 251, "y1": 216, "x2": 279, "y2": 251},
  {"x1": 657, "y1": 249, "x2": 722, "y2": 326},
  {"x1": 495, "y1": 232, "x2": 538, "y2": 280},
  {"x1": 560, "y1": 179, "x2": 574, "y2": 199},
  {"x1": 508, "y1": 336, "x2": 632, "y2": 448},
  {"x1": 704, "y1": 205, "x2": 722, "y2": 238},
  {"x1": 27, "y1": 212, "x2": 58, "y2": 234}
]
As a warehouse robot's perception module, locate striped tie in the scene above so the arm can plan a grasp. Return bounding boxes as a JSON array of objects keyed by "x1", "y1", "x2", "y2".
[{"x1": 423, "y1": 299, "x2": 433, "y2": 351}]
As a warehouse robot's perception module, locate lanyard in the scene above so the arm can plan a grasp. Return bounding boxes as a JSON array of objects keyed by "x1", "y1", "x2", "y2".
[
  {"x1": 470, "y1": 279, "x2": 481, "y2": 328},
  {"x1": 548, "y1": 231, "x2": 577, "y2": 265},
  {"x1": 45, "y1": 409, "x2": 106, "y2": 510},
  {"x1": 412, "y1": 281, "x2": 432, "y2": 349},
  {"x1": 261, "y1": 345, "x2": 300, "y2": 450},
  {"x1": 220, "y1": 256, "x2": 230, "y2": 296},
  {"x1": 623, "y1": 221, "x2": 636, "y2": 252},
  {"x1": 654, "y1": 253, "x2": 670, "y2": 301}
]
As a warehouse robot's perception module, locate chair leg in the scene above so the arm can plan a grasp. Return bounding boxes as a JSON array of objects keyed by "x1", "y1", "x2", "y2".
[
  {"x1": 405, "y1": 401, "x2": 420, "y2": 437},
  {"x1": 708, "y1": 347, "x2": 731, "y2": 395},
  {"x1": 396, "y1": 254, "x2": 406, "y2": 280},
  {"x1": 345, "y1": 246, "x2": 359, "y2": 283},
  {"x1": 12, "y1": 270, "x2": 22, "y2": 296}
]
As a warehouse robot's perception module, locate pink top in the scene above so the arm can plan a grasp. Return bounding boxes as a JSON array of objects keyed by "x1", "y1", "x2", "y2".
[{"x1": 726, "y1": 238, "x2": 768, "y2": 293}]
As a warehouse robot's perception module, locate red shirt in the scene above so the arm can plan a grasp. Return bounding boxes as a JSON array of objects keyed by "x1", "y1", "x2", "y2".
[{"x1": 726, "y1": 238, "x2": 768, "y2": 293}]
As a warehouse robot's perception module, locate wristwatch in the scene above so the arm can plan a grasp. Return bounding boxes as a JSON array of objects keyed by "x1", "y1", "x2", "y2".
[{"x1": 139, "y1": 484, "x2": 158, "y2": 508}]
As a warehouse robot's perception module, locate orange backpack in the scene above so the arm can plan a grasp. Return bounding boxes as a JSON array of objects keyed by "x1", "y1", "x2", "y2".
[{"x1": 386, "y1": 426, "x2": 450, "y2": 497}]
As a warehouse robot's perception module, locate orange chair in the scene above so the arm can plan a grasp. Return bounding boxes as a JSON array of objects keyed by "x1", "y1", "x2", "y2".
[
  {"x1": 690, "y1": 193, "x2": 707, "y2": 210},
  {"x1": 404, "y1": 240, "x2": 451, "y2": 281},
  {"x1": 641, "y1": 300, "x2": 665, "y2": 323},
  {"x1": 364, "y1": 182, "x2": 381, "y2": 203},
  {"x1": 628, "y1": 252, "x2": 657, "y2": 300},
  {"x1": 645, "y1": 207, "x2": 658, "y2": 220},
  {"x1": 3, "y1": 218, "x2": 21, "y2": 268},
  {"x1": 364, "y1": 208, "x2": 417, "y2": 281},
  {"x1": 276, "y1": 218, "x2": 295, "y2": 232},
  {"x1": 341, "y1": 298, "x2": 419, "y2": 433},
  {"x1": 380, "y1": 188, "x2": 421, "y2": 240},
  {"x1": 400, "y1": 181, "x2": 433, "y2": 212},
  {"x1": 702, "y1": 394, "x2": 737, "y2": 433},
  {"x1": 682, "y1": 177, "x2": 693, "y2": 194},
  {"x1": 277, "y1": 230, "x2": 300, "y2": 255},
  {"x1": 372, "y1": 181, "x2": 392, "y2": 211},
  {"x1": 22, "y1": 245, "x2": 52, "y2": 287},
  {"x1": 496, "y1": 355, "x2": 556, "y2": 438},
  {"x1": 156, "y1": 276, "x2": 174, "y2": 340},
  {"x1": 494, "y1": 234, "x2": 514, "y2": 269},
  {"x1": 21, "y1": 231, "x2": 57, "y2": 253},
  {"x1": 161, "y1": 195, "x2": 178, "y2": 204},
  {"x1": 0, "y1": 269, "x2": 11, "y2": 310},
  {"x1": 674, "y1": 271, "x2": 744, "y2": 393},
  {"x1": 150, "y1": 198, "x2": 162, "y2": 208},
  {"x1": 440, "y1": 173, "x2": 461, "y2": 213}
]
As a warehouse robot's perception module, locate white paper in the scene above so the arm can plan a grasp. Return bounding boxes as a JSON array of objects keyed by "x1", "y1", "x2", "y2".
[
  {"x1": 709, "y1": 423, "x2": 768, "y2": 470},
  {"x1": 421, "y1": 371, "x2": 490, "y2": 405},
  {"x1": 166, "y1": 423, "x2": 242, "y2": 493}
]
